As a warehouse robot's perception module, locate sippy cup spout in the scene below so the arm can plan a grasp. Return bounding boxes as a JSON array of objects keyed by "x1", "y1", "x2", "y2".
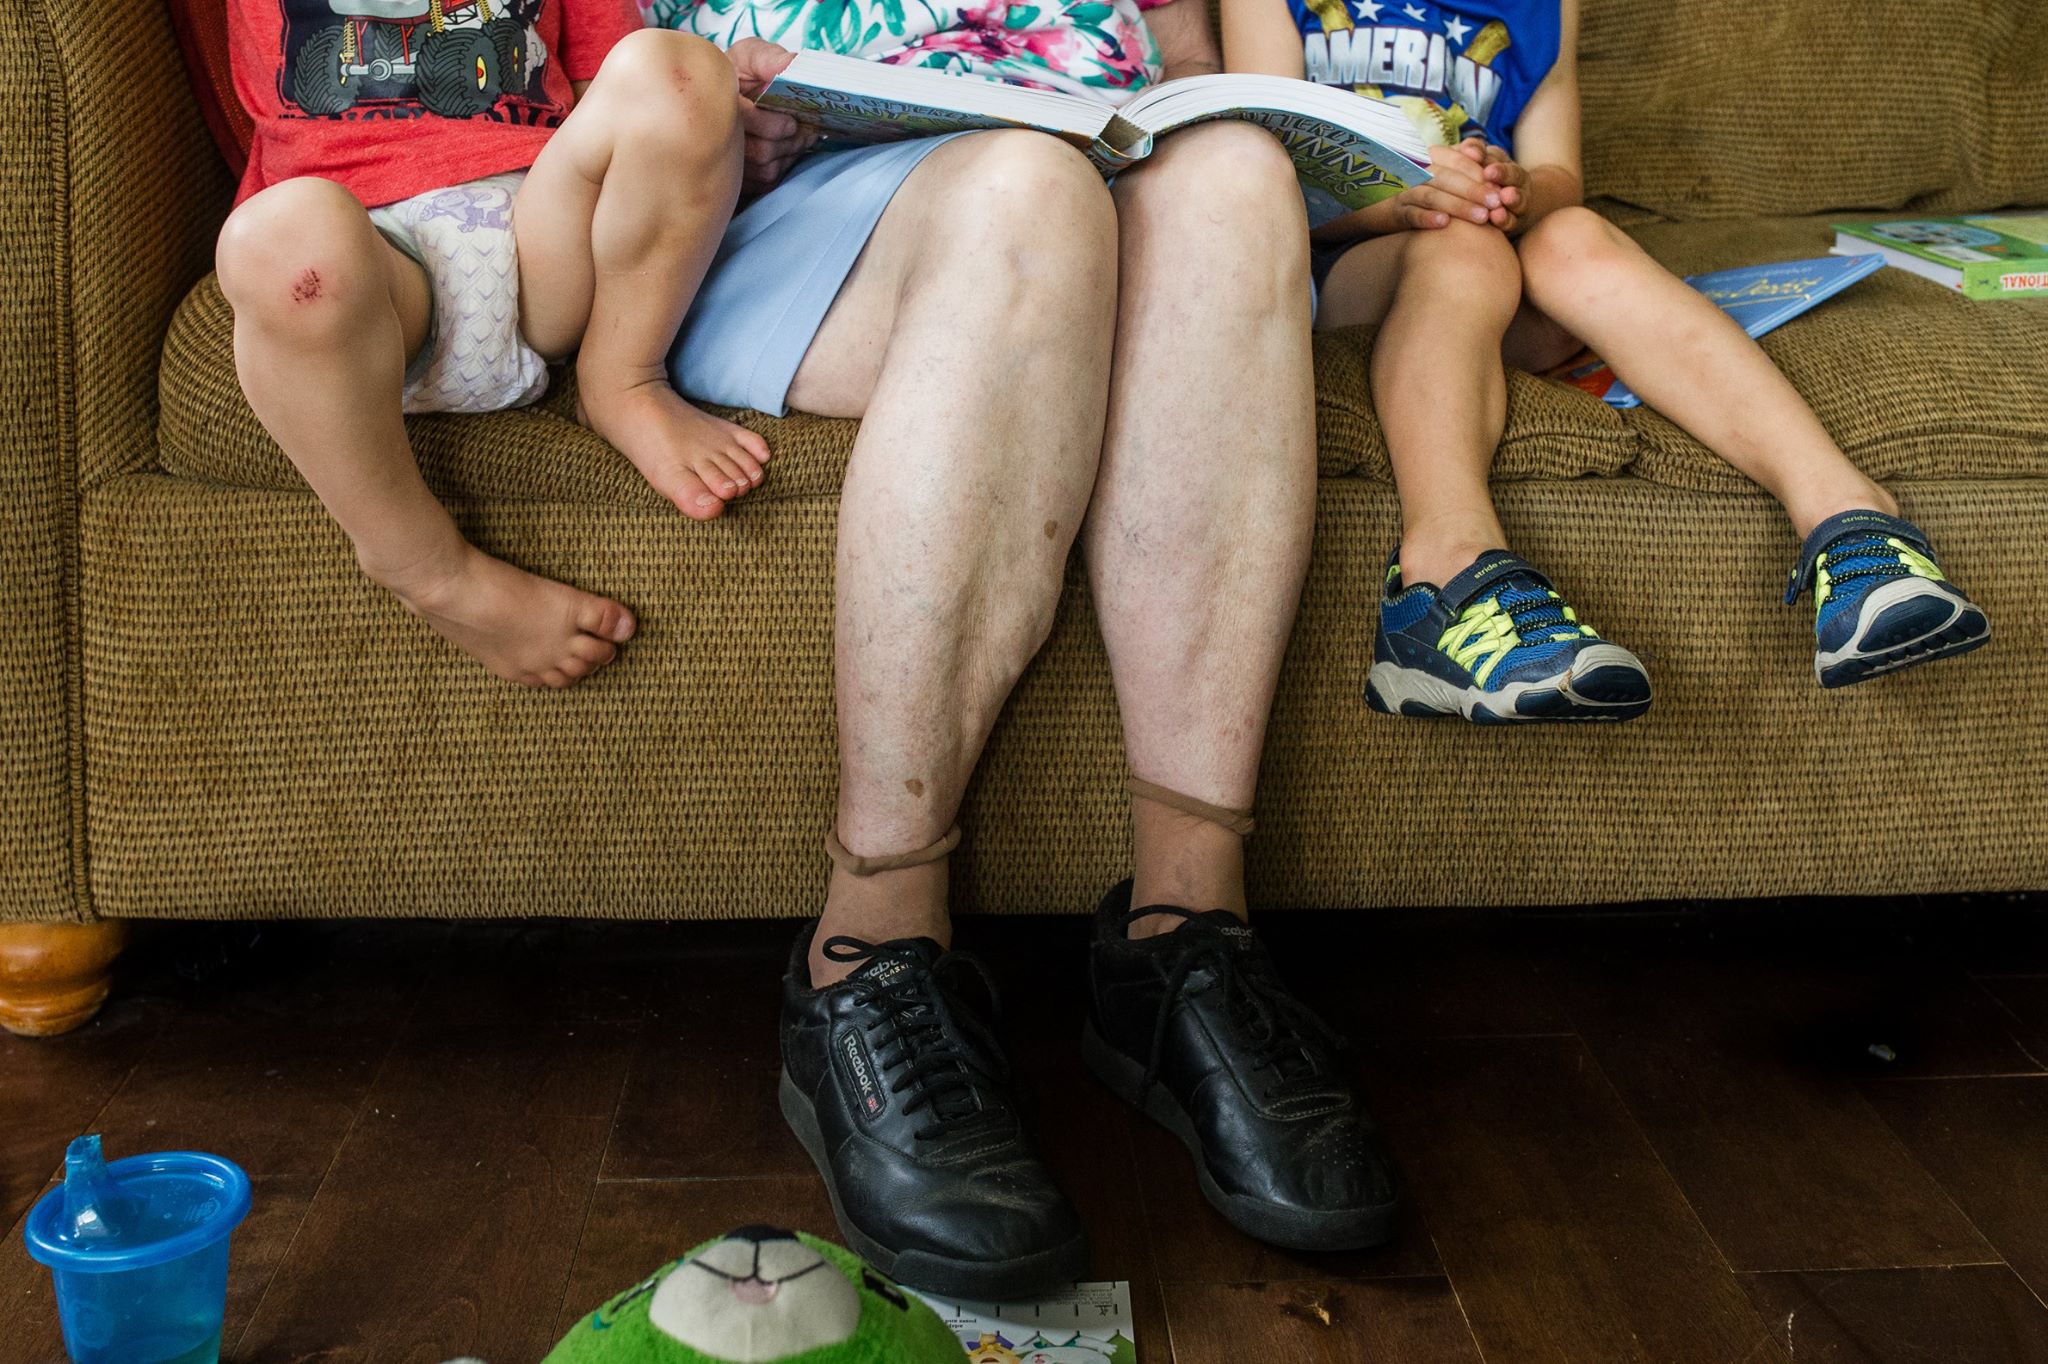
[{"x1": 62, "y1": 1135, "x2": 133, "y2": 1245}]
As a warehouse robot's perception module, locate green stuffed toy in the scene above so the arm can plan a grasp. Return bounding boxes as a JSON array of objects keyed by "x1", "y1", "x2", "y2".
[{"x1": 540, "y1": 1226, "x2": 963, "y2": 1364}]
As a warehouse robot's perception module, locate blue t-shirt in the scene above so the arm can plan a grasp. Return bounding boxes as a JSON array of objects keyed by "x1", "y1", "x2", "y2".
[{"x1": 1283, "y1": 0, "x2": 1560, "y2": 155}]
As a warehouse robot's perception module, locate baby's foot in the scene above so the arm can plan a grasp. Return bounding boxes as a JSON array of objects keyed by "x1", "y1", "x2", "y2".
[
  {"x1": 371, "y1": 544, "x2": 636, "y2": 689},
  {"x1": 579, "y1": 373, "x2": 771, "y2": 522}
]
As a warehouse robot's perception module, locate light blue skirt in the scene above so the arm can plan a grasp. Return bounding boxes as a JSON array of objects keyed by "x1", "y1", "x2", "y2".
[{"x1": 669, "y1": 133, "x2": 971, "y2": 416}]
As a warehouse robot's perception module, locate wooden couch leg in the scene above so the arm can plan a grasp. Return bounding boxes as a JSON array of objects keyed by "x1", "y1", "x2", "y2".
[{"x1": 0, "y1": 922, "x2": 128, "y2": 1037}]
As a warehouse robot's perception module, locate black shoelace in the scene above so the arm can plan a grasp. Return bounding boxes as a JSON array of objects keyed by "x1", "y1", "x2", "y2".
[
  {"x1": 1117, "y1": 908, "x2": 1345, "y2": 1101},
  {"x1": 823, "y1": 936, "x2": 1010, "y2": 1142}
]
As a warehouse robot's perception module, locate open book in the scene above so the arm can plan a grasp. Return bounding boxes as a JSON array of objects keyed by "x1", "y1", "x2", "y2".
[{"x1": 758, "y1": 51, "x2": 1432, "y2": 209}]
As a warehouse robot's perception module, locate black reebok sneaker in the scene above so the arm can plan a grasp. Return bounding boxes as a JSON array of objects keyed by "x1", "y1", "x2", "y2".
[
  {"x1": 777, "y1": 923, "x2": 1087, "y2": 1299},
  {"x1": 1084, "y1": 882, "x2": 1400, "y2": 1251}
]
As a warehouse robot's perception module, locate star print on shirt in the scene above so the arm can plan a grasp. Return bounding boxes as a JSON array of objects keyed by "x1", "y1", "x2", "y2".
[
  {"x1": 1442, "y1": 12, "x2": 1471, "y2": 43},
  {"x1": 1355, "y1": 0, "x2": 1384, "y2": 15},
  {"x1": 1401, "y1": 2, "x2": 1428, "y2": 19}
]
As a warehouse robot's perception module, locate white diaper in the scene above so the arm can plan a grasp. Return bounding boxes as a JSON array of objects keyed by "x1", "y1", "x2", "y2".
[{"x1": 369, "y1": 171, "x2": 550, "y2": 415}]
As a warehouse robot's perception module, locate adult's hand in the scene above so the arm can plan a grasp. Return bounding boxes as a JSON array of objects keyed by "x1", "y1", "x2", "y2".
[{"x1": 729, "y1": 38, "x2": 817, "y2": 193}]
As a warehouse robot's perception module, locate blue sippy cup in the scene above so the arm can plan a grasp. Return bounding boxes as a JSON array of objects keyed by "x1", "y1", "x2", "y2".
[{"x1": 23, "y1": 1135, "x2": 251, "y2": 1364}]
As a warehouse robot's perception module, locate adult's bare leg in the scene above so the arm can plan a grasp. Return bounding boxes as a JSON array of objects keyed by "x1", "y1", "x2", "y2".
[
  {"x1": 1085, "y1": 123, "x2": 1315, "y2": 928},
  {"x1": 783, "y1": 132, "x2": 1119, "y2": 984}
]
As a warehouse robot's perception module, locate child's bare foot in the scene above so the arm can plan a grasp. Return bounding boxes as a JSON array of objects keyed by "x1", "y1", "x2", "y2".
[
  {"x1": 368, "y1": 542, "x2": 637, "y2": 689},
  {"x1": 579, "y1": 374, "x2": 771, "y2": 522}
]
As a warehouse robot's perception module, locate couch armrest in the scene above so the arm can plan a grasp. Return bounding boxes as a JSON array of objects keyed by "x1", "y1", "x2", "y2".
[{"x1": 0, "y1": 0, "x2": 231, "y2": 920}]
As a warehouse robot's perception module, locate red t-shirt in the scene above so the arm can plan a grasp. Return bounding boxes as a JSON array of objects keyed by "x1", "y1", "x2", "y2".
[{"x1": 231, "y1": 0, "x2": 646, "y2": 207}]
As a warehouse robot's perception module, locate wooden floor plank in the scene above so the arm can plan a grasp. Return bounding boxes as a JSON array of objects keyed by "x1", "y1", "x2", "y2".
[
  {"x1": 1362, "y1": 1035, "x2": 1789, "y2": 1364},
  {"x1": 1976, "y1": 976, "x2": 2048, "y2": 1066},
  {"x1": 235, "y1": 1018, "x2": 634, "y2": 1364},
  {"x1": 1739, "y1": 1265, "x2": 2048, "y2": 1363},
  {"x1": 1863, "y1": 1077, "x2": 2048, "y2": 1304},
  {"x1": 601, "y1": 948, "x2": 807, "y2": 1181},
  {"x1": 1161, "y1": 1277, "x2": 1484, "y2": 1364},
  {"x1": 1558, "y1": 947, "x2": 1994, "y2": 1272},
  {"x1": 1264, "y1": 908, "x2": 1571, "y2": 1041},
  {"x1": 0, "y1": 992, "x2": 165, "y2": 1231}
]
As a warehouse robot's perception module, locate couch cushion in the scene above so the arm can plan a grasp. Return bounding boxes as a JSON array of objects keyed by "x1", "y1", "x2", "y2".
[
  {"x1": 158, "y1": 273, "x2": 1639, "y2": 497},
  {"x1": 1615, "y1": 215, "x2": 2048, "y2": 492},
  {"x1": 1581, "y1": 0, "x2": 2048, "y2": 220},
  {"x1": 158, "y1": 275, "x2": 860, "y2": 506}
]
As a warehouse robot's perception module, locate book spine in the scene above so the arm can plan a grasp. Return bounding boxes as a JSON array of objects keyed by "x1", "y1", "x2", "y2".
[{"x1": 1962, "y1": 258, "x2": 2048, "y2": 300}]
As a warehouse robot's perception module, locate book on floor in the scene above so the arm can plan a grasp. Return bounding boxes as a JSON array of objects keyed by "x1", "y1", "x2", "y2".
[
  {"x1": 1830, "y1": 214, "x2": 2048, "y2": 300},
  {"x1": 1547, "y1": 255, "x2": 1886, "y2": 409},
  {"x1": 757, "y1": 51, "x2": 1432, "y2": 209},
  {"x1": 915, "y1": 1280, "x2": 1136, "y2": 1364}
]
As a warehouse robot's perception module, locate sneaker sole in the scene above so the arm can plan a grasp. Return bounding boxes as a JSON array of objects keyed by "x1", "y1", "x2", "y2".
[
  {"x1": 1817, "y1": 580, "x2": 1990, "y2": 688},
  {"x1": 1080, "y1": 1022, "x2": 1400, "y2": 1252},
  {"x1": 1365, "y1": 644, "x2": 1652, "y2": 724},
  {"x1": 777, "y1": 1069, "x2": 1090, "y2": 1299}
]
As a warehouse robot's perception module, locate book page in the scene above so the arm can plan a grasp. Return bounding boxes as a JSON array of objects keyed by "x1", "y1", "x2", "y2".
[
  {"x1": 1123, "y1": 76, "x2": 1429, "y2": 209},
  {"x1": 759, "y1": 52, "x2": 1124, "y2": 171}
]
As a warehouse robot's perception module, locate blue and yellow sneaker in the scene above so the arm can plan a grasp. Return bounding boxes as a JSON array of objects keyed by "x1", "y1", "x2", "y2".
[
  {"x1": 1366, "y1": 549, "x2": 1651, "y2": 723},
  {"x1": 1785, "y1": 509, "x2": 1989, "y2": 688}
]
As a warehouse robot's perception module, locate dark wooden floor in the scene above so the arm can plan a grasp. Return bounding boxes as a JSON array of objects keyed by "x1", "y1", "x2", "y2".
[{"x1": 4, "y1": 898, "x2": 2047, "y2": 1364}]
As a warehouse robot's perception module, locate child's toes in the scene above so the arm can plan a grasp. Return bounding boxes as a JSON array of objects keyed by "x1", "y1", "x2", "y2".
[
  {"x1": 706, "y1": 454, "x2": 752, "y2": 499},
  {"x1": 660, "y1": 464, "x2": 727, "y2": 521},
  {"x1": 577, "y1": 598, "x2": 636, "y2": 645},
  {"x1": 736, "y1": 427, "x2": 771, "y2": 464},
  {"x1": 569, "y1": 635, "x2": 619, "y2": 669},
  {"x1": 727, "y1": 445, "x2": 765, "y2": 486}
]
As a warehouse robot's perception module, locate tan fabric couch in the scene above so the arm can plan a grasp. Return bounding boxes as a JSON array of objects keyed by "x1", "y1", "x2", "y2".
[{"x1": 5, "y1": 0, "x2": 2046, "y2": 930}]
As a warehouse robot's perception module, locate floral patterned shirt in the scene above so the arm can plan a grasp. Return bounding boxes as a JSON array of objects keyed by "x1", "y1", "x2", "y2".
[{"x1": 652, "y1": 0, "x2": 1166, "y2": 105}]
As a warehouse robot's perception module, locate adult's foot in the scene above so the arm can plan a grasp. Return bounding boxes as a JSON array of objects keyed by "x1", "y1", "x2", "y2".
[
  {"x1": 367, "y1": 540, "x2": 635, "y2": 688},
  {"x1": 1084, "y1": 881, "x2": 1400, "y2": 1251},
  {"x1": 579, "y1": 371, "x2": 771, "y2": 522},
  {"x1": 778, "y1": 923, "x2": 1087, "y2": 1299}
]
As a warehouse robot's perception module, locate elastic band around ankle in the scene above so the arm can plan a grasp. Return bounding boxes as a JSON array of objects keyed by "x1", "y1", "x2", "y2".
[
  {"x1": 1127, "y1": 778, "x2": 1255, "y2": 837},
  {"x1": 825, "y1": 825, "x2": 961, "y2": 877}
]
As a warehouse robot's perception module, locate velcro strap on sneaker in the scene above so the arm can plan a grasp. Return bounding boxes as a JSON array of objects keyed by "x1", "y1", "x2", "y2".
[
  {"x1": 1436, "y1": 549, "x2": 1553, "y2": 614},
  {"x1": 826, "y1": 826, "x2": 961, "y2": 876},
  {"x1": 1783, "y1": 509, "x2": 1931, "y2": 605},
  {"x1": 1128, "y1": 778, "x2": 1255, "y2": 837}
]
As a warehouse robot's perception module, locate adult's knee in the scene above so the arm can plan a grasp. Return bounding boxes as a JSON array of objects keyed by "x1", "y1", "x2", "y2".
[
  {"x1": 216, "y1": 178, "x2": 384, "y2": 336},
  {"x1": 930, "y1": 131, "x2": 1115, "y2": 252},
  {"x1": 584, "y1": 30, "x2": 739, "y2": 146},
  {"x1": 1143, "y1": 121, "x2": 1300, "y2": 210},
  {"x1": 1516, "y1": 205, "x2": 1628, "y2": 303},
  {"x1": 917, "y1": 131, "x2": 1117, "y2": 313}
]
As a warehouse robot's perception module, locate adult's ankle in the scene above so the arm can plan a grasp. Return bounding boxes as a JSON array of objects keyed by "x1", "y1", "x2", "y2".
[
  {"x1": 1128, "y1": 798, "x2": 1248, "y2": 937},
  {"x1": 810, "y1": 862, "x2": 953, "y2": 986}
]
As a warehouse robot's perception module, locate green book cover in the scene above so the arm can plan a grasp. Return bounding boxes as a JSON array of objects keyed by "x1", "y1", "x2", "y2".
[{"x1": 1830, "y1": 214, "x2": 2048, "y2": 300}]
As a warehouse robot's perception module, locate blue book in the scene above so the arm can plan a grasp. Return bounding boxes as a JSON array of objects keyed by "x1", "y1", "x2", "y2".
[{"x1": 1549, "y1": 254, "x2": 1885, "y2": 409}]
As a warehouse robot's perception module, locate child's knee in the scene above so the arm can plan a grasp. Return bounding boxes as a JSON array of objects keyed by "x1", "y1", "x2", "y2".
[
  {"x1": 584, "y1": 29, "x2": 738, "y2": 144},
  {"x1": 217, "y1": 178, "x2": 384, "y2": 330},
  {"x1": 1401, "y1": 219, "x2": 1522, "y2": 309},
  {"x1": 1516, "y1": 206, "x2": 1628, "y2": 294}
]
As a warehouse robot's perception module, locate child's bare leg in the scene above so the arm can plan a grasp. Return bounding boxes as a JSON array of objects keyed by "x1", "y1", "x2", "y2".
[
  {"x1": 514, "y1": 31, "x2": 759, "y2": 522},
  {"x1": 1517, "y1": 207, "x2": 1894, "y2": 536},
  {"x1": 216, "y1": 177, "x2": 635, "y2": 689},
  {"x1": 1319, "y1": 221, "x2": 1526, "y2": 587}
]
